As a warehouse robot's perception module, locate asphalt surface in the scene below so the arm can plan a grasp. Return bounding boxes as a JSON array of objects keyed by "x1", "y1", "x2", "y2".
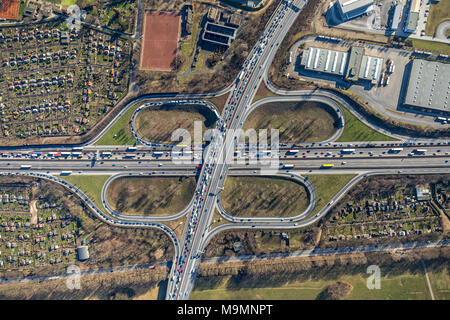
[{"x1": 0, "y1": 0, "x2": 448, "y2": 301}]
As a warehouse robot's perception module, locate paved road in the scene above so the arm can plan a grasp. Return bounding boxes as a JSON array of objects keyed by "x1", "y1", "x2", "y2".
[
  {"x1": 169, "y1": 0, "x2": 336, "y2": 300},
  {"x1": 0, "y1": 0, "x2": 448, "y2": 301},
  {"x1": 88, "y1": 87, "x2": 234, "y2": 146},
  {"x1": 264, "y1": 79, "x2": 448, "y2": 141},
  {"x1": 1, "y1": 239, "x2": 446, "y2": 288},
  {"x1": 199, "y1": 168, "x2": 450, "y2": 249},
  {"x1": 203, "y1": 239, "x2": 450, "y2": 264}
]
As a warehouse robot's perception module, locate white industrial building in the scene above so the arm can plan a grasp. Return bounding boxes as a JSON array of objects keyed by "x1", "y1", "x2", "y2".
[
  {"x1": 336, "y1": 0, "x2": 374, "y2": 21},
  {"x1": 403, "y1": 59, "x2": 450, "y2": 116},
  {"x1": 390, "y1": 3, "x2": 402, "y2": 30},
  {"x1": 358, "y1": 55, "x2": 384, "y2": 83},
  {"x1": 300, "y1": 46, "x2": 383, "y2": 84},
  {"x1": 300, "y1": 47, "x2": 348, "y2": 76}
]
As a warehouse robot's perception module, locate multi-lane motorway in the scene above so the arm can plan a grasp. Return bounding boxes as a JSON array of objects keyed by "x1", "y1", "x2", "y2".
[{"x1": 0, "y1": 0, "x2": 448, "y2": 301}]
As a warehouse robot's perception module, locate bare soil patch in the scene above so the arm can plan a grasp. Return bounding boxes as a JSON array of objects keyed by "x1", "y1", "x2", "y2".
[{"x1": 141, "y1": 11, "x2": 181, "y2": 71}]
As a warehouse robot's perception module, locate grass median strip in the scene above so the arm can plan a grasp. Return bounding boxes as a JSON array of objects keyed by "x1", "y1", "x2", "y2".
[
  {"x1": 337, "y1": 104, "x2": 394, "y2": 142},
  {"x1": 61, "y1": 175, "x2": 111, "y2": 213},
  {"x1": 304, "y1": 174, "x2": 356, "y2": 216},
  {"x1": 94, "y1": 105, "x2": 138, "y2": 145}
]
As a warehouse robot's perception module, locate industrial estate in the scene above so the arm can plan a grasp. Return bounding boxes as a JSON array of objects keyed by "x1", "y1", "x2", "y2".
[{"x1": 0, "y1": 0, "x2": 448, "y2": 305}]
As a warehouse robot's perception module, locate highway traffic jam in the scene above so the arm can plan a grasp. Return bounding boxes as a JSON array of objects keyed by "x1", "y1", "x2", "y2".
[
  {"x1": 168, "y1": 0, "x2": 303, "y2": 299},
  {"x1": 0, "y1": 142, "x2": 448, "y2": 173},
  {"x1": 0, "y1": 0, "x2": 447, "y2": 302}
]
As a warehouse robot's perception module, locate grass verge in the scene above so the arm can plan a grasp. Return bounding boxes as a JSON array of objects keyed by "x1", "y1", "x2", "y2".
[
  {"x1": 94, "y1": 104, "x2": 138, "y2": 145},
  {"x1": 191, "y1": 267, "x2": 442, "y2": 300},
  {"x1": 410, "y1": 38, "x2": 450, "y2": 55},
  {"x1": 304, "y1": 174, "x2": 356, "y2": 216},
  {"x1": 337, "y1": 103, "x2": 395, "y2": 142},
  {"x1": 61, "y1": 175, "x2": 111, "y2": 213}
]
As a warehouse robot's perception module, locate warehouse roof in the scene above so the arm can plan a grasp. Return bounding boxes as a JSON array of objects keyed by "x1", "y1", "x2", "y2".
[
  {"x1": 404, "y1": 59, "x2": 450, "y2": 114},
  {"x1": 410, "y1": 0, "x2": 420, "y2": 12},
  {"x1": 300, "y1": 47, "x2": 349, "y2": 76},
  {"x1": 390, "y1": 4, "x2": 402, "y2": 30},
  {"x1": 337, "y1": 0, "x2": 374, "y2": 14},
  {"x1": 358, "y1": 55, "x2": 384, "y2": 84},
  {"x1": 345, "y1": 46, "x2": 364, "y2": 81}
]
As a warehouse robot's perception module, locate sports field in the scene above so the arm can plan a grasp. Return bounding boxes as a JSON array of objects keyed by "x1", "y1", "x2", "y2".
[
  {"x1": 141, "y1": 11, "x2": 181, "y2": 71},
  {"x1": 0, "y1": 0, "x2": 20, "y2": 20}
]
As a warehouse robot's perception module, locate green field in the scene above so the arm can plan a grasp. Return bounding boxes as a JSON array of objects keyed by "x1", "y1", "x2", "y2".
[
  {"x1": 191, "y1": 268, "x2": 443, "y2": 300},
  {"x1": 425, "y1": 0, "x2": 450, "y2": 37},
  {"x1": 221, "y1": 176, "x2": 310, "y2": 217},
  {"x1": 304, "y1": 174, "x2": 356, "y2": 216},
  {"x1": 411, "y1": 38, "x2": 450, "y2": 55},
  {"x1": 61, "y1": 175, "x2": 111, "y2": 213},
  {"x1": 61, "y1": 0, "x2": 78, "y2": 5},
  {"x1": 337, "y1": 104, "x2": 395, "y2": 142},
  {"x1": 94, "y1": 105, "x2": 138, "y2": 145}
]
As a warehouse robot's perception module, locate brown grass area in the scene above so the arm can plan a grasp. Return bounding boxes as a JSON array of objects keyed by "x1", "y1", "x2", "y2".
[
  {"x1": 135, "y1": 105, "x2": 216, "y2": 144},
  {"x1": 207, "y1": 93, "x2": 230, "y2": 114},
  {"x1": 0, "y1": 268, "x2": 168, "y2": 300},
  {"x1": 316, "y1": 281, "x2": 353, "y2": 300},
  {"x1": 252, "y1": 81, "x2": 278, "y2": 103},
  {"x1": 161, "y1": 216, "x2": 188, "y2": 241},
  {"x1": 106, "y1": 176, "x2": 196, "y2": 216},
  {"x1": 141, "y1": 11, "x2": 181, "y2": 71},
  {"x1": 221, "y1": 176, "x2": 310, "y2": 217},
  {"x1": 243, "y1": 101, "x2": 338, "y2": 142}
]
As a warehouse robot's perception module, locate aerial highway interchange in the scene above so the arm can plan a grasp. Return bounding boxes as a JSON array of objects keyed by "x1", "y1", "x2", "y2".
[{"x1": 0, "y1": 0, "x2": 448, "y2": 301}]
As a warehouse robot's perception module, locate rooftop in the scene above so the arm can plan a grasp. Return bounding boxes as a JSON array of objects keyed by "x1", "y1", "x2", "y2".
[
  {"x1": 410, "y1": 0, "x2": 420, "y2": 12},
  {"x1": 358, "y1": 55, "x2": 383, "y2": 84},
  {"x1": 405, "y1": 11, "x2": 419, "y2": 32},
  {"x1": 404, "y1": 59, "x2": 450, "y2": 114},
  {"x1": 300, "y1": 47, "x2": 348, "y2": 76},
  {"x1": 337, "y1": 0, "x2": 374, "y2": 14},
  {"x1": 415, "y1": 185, "x2": 431, "y2": 201},
  {"x1": 390, "y1": 3, "x2": 402, "y2": 30},
  {"x1": 345, "y1": 46, "x2": 364, "y2": 81}
]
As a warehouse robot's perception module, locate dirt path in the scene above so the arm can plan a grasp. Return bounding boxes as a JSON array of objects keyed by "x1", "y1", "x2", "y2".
[
  {"x1": 30, "y1": 200, "x2": 37, "y2": 225},
  {"x1": 421, "y1": 260, "x2": 435, "y2": 300}
]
